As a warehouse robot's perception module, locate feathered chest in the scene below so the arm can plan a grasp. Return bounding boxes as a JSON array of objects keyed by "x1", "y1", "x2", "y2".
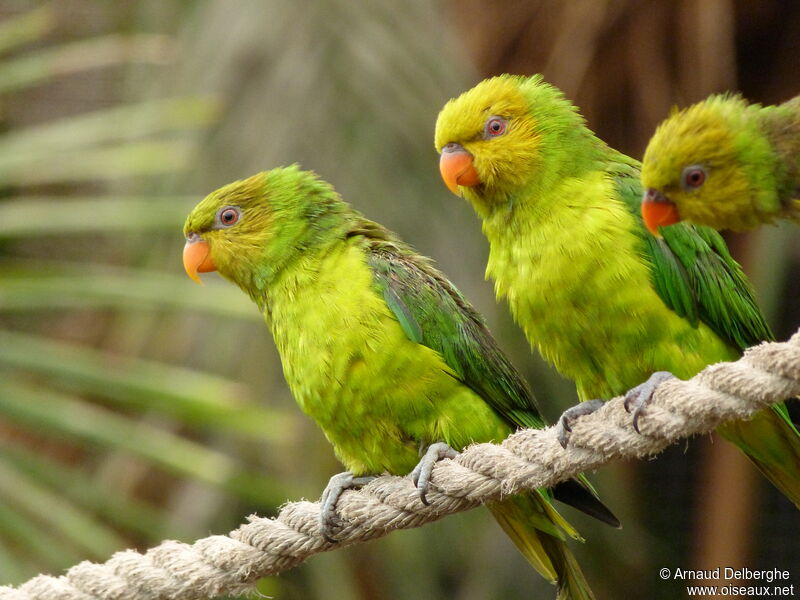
[
  {"x1": 485, "y1": 176, "x2": 647, "y2": 320},
  {"x1": 267, "y1": 246, "x2": 395, "y2": 408},
  {"x1": 481, "y1": 176, "x2": 678, "y2": 395}
]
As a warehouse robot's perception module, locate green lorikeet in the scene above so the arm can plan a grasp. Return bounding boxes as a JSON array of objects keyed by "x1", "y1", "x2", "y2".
[
  {"x1": 640, "y1": 93, "x2": 800, "y2": 233},
  {"x1": 182, "y1": 166, "x2": 618, "y2": 600},
  {"x1": 434, "y1": 74, "x2": 800, "y2": 508}
]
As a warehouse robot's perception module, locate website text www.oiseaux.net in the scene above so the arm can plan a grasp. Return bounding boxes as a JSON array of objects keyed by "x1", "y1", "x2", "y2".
[{"x1": 660, "y1": 567, "x2": 794, "y2": 597}]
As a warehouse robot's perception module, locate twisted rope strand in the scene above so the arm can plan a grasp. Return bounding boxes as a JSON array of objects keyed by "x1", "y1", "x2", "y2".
[{"x1": 2, "y1": 331, "x2": 798, "y2": 600}]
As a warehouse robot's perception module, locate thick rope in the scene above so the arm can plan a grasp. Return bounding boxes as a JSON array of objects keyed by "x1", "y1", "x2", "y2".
[{"x1": 2, "y1": 331, "x2": 799, "y2": 600}]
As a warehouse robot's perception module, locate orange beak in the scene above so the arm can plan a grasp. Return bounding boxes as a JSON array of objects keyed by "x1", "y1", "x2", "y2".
[
  {"x1": 439, "y1": 143, "x2": 480, "y2": 195},
  {"x1": 641, "y1": 189, "x2": 681, "y2": 237},
  {"x1": 183, "y1": 234, "x2": 216, "y2": 284}
]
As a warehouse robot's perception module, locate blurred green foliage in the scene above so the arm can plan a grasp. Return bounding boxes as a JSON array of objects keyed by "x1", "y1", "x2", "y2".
[{"x1": 0, "y1": 1, "x2": 293, "y2": 587}]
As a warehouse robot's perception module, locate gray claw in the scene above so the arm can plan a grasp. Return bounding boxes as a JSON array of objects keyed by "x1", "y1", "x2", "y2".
[
  {"x1": 556, "y1": 399, "x2": 605, "y2": 448},
  {"x1": 320, "y1": 471, "x2": 376, "y2": 542},
  {"x1": 410, "y1": 442, "x2": 459, "y2": 506},
  {"x1": 623, "y1": 371, "x2": 677, "y2": 433}
]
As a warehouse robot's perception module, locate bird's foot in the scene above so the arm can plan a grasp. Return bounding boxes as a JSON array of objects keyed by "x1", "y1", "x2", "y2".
[
  {"x1": 410, "y1": 442, "x2": 460, "y2": 506},
  {"x1": 556, "y1": 399, "x2": 605, "y2": 448},
  {"x1": 320, "y1": 471, "x2": 376, "y2": 542},
  {"x1": 623, "y1": 371, "x2": 677, "y2": 433}
]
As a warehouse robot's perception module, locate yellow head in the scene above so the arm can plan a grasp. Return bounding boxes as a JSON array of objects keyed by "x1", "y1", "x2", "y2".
[
  {"x1": 182, "y1": 166, "x2": 349, "y2": 295},
  {"x1": 434, "y1": 75, "x2": 588, "y2": 217},
  {"x1": 640, "y1": 95, "x2": 778, "y2": 233}
]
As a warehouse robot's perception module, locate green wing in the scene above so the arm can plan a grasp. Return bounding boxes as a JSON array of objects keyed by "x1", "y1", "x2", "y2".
[
  {"x1": 360, "y1": 224, "x2": 621, "y2": 526},
  {"x1": 611, "y1": 158, "x2": 773, "y2": 349},
  {"x1": 363, "y1": 238, "x2": 544, "y2": 431}
]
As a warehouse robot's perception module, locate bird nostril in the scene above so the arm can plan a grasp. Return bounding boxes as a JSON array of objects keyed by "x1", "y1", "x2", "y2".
[{"x1": 443, "y1": 142, "x2": 460, "y2": 153}]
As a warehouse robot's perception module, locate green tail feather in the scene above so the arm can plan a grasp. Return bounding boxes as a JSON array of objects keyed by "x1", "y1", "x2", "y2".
[
  {"x1": 488, "y1": 493, "x2": 595, "y2": 600},
  {"x1": 719, "y1": 403, "x2": 800, "y2": 508}
]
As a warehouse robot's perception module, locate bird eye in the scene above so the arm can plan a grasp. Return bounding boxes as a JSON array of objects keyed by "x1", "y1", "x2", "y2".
[
  {"x1": 484, "y1": 116, "x2": 507, "y2": 138},
  {"x1": 681, "y1": 165, "x2": 706, "y2": 190},
  {"x1": 217, "y1": 206, "x2": 241, "y2": 227}
]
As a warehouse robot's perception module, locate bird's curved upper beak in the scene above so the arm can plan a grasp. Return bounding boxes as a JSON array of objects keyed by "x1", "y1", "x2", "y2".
[
  {"x1": 641, "y1": 188, "x2": 681, "y2": 237},
  {"x1": 439, "y1": 143, "x2": 480, "y2": 196},
  {"x1": 183, "y1": 233, "x2": 216, "y2": 284}
]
